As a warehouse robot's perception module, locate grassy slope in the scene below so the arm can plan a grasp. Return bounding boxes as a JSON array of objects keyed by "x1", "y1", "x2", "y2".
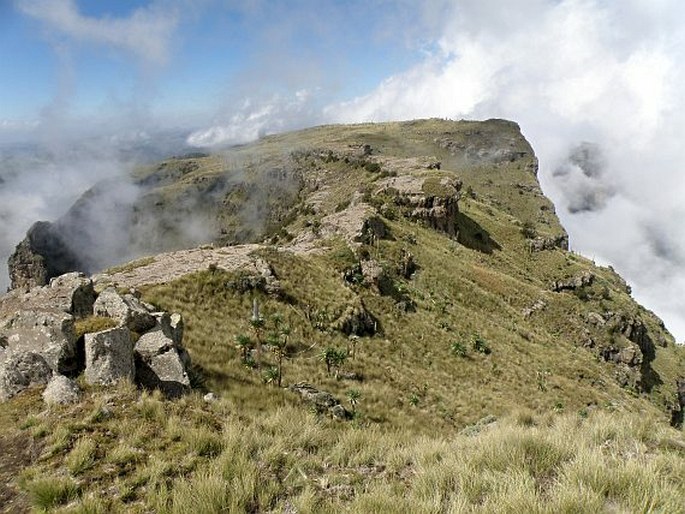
[{"x1": 1, "y1": 119, "x2": 684, "y2": 512}]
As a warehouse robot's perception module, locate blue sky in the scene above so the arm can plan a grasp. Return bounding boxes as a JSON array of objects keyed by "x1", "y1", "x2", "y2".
[
  {"x1": 2, "y1": 0, "x2": 685, "y2": 341},
  {"x1": 0, "y1": 1, "x2": 430, "y2": 123}
]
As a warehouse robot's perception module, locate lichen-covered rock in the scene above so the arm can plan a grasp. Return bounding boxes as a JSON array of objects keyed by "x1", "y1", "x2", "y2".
[
  {"x1": 93, "y1": 287, "x2": 156, "y2": 333},
  {"x1": 355, "y1": 216, "x2": 389, "y2": 245},
  {"x1": 334, "y1": 300, "x2": 378, "y2": 337},
  {"x1": 134, "y1": 327, "x2": 191, "y2": 398},
  {"x1": 48, "y1": 272, "x2": 96, "y2": 318},
  {"x1": 0, "y1": 309, "x2": 78, "y2": 374},
  {"x1": 551, "y1": 271, "x2": 595, "y2": 292},
  {"x1": 529, "y1": 234, "x2": 569, "y2": 252},
  {"x1": 289, "y1": 382, "x2": 352, "y2": 419},
  {"x1": 84, "y1": 326, "x2": 135, "y2": 385},
  {"x1": 42, "y1": 374, "x2": 81, "y2": 405},
  {"x1": 360, "y1": 259, "x2": 384, "y2": 288},
  {"x1": 0, "y1": 349, "x2": 52, "y2": 400}
]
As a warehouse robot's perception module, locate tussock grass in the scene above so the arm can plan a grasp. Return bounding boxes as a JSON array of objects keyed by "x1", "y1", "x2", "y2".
[
  {"x1": 5, "y1": 385, "x2": 683, "y2": 512},
  {"x1": 25, "y1": 476, "x2": 79, "y2": 510},
  {"x1": 73, "y1": 316, "x2": 118, "y2": 338}
]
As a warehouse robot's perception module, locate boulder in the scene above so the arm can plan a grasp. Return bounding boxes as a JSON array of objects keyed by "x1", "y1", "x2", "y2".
[
  {"x1": 134, "y1": 327, "x2": 191, "y2": 398},
  {"x1": 360, "y1": 259, "x2": 384, "y2": 288},
  {"x1": 529, "y1": 234, "x2": 569, "y2": 252},
  {"x1": 48, "y1": 272, "x2": 96, "y2": 318},
  {"x1": 551, "y1": 271, "x2": 595, "y2": 292},
  {"x1": 289, "y1": 382, "x2": 352, "y2": 419},
  {"x1": 355, "y1": 216, "x2": 389, "y2": 245},
  {"x1": 93, "y1": 287, "x2": 156, "y2": 333},
  {"x1": 84, "y1": 327, "x2": 135, "y2": 386},
  {"x1": 42, "y1": 374, "x2": 81, "y2": 405},
  {"x1": 0, "y1": 309, "x2": 78, "y2": 374},
  {"x1": 334, "y1": 300, "x2": 378, "y2": 337},
  {"x1": 0, "y1": 349, "x2": 52, "y2": 400}
]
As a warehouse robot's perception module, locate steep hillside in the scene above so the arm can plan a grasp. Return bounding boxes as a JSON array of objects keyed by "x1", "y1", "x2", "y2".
[{"x1": 1, "y1": 119, "x2": 684, "y2": 512}]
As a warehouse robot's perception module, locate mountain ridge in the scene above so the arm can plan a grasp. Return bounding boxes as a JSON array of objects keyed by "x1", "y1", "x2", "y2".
[{"x1": 1, "y1": 118, "x2": 684, "y2": 512}]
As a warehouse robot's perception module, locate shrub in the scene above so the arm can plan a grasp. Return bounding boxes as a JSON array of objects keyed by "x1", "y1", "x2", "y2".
[
  {"x1": 473, "y1": 335, "x2": 491, "y2": 355},
  {"x1": 450, "y1": 341, "x2": 468, "y2": 358}
]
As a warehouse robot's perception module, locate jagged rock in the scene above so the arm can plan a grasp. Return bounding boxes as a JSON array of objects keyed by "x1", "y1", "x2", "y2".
[
  {"x1": 93, "y1": 287, "x2": 156, "y2": 333},
  {"x1": 409, "y1": 196, "x2": 459, "y2": 236},
  {"x1": 203, "y1": 392, "x2": 218, "y2": 402},
  {"x1": 42, "y1": 374, "x2": 81, "y2": 405},
  {"x1": 377, "y1": 176, "x2": 461, "y2": 237},
  {"x1": 47, "y1": 272, "x2": 96, "y2": 318},
  {"x1": 360, "y1": 260, "x2": 384, "y2": 287},
  {"x1": 289, "y1": 382, "x2": 352, "y2": 419},
  {"x1": 604, "y1": 313, "x2": 652, "y2": 351},
  {"x1": 355, "y1": 216, "x2": 389, "y2": 245},
  {"x1": 0, "y1": 349, "x2": 52, "y2": 400},
  {"x1": 522, "y1": 299, "x2": 546, "y2": 318},
  {"x1": 586, "y1": 312, "x2": 606, "y2": 326},
  {"x1": 334, "y1": 300, "x2": 378, "y2": 337},
  {"x1": 8, "y1": 221, "x2": 84, "y2": 290},
  {"x1": 0, "y1": 310, "x2": 78, "y2": 374},
  {"x1": 398, "y1": 249, "x2": 417, "y2": 279},
  {"x1": 134, "y1": 327, "x2": 191, "y2": 398},
  {"x1": 84, "y1": 327, "x2": 135, "y2": 386},
  {"x1": 529, "y1": 234, "x2": 569, "y2": 252},
  {"x1": 601, "y1": 344, "x2": 642, "y2": 367},
  {"x1": 225, "y1": 258, "x2": 282, "y2": 296},
  {"x1": 671, "y1": 379, "x2": 685, "y2": 427},
  {"x1": 551, "y1": 271, "x2": 594, "y2": 292},
  {"x1": 253, "y1": 258, "x2": 281, "y2": 296}
]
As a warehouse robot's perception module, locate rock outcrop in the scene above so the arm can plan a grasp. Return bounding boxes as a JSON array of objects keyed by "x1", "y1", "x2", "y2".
[
  {"x1": 551, "y1": 271, "x2": 595, "y2": 292},
  {"x1": 94, "y1": 287, "x2": 156, "y2": 333},
  {"x1": 0, "y1": 272, "x2": 193, "y2": 401},
  {"x1": 0, "y1": 349, "x2": 52, "y2": 400},
  {"x1": 377, "y1": 176, "x2": 462, "y2": 238},
  {"x1": 0, "y1": 310, "x2": 78, "y2": 375},
  {"x1": 8, "y1": 221, "x2": 84, "y2": 290},
  {"x1": 85, "y1": 326, "x2": 136, "y2": 386},
  {"x1": 289, "y1": 382, "x2": 352, "y2": 419},
  {"x1": 529, "y1": 234, "x2": 569, "y2": 252},
  {"x1": 134, "y1": 325, "x2": 191, "y2": 398}
]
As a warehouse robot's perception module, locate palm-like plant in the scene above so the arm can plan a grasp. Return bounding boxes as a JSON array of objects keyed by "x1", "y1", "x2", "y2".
[
  {"x1": 263, "y1": 366, "x2": 279, "y2": 386},
  {"x1": 347, "y1": 389, "x2": 361, "y2": 414},
  {"x1": 235, "y1": 334, "x2": 253, "y2": 362}
]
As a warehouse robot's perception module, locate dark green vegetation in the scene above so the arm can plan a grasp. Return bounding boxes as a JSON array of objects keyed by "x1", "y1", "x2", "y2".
[{"x1": 1, "y1": 119, "x2": 684, "y2": 511}]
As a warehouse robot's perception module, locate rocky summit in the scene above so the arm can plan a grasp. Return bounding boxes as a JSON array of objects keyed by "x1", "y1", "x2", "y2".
[{"x1": 1, "y1": 119, "x2": 684, "y2": 512}]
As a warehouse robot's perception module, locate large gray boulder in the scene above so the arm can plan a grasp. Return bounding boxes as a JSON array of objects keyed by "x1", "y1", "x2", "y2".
[
  {"x1": 0, "y1": 349, "x2": 52, "y2": 400},
  {"x1": 0, "y1": 309, "x2": 78, "y2": 374},
  {"x1": 134, "y1": 325, "x2": 191, "y2": 398},
  {"x1": 93, "y1": 287, "x2": 156, "y2": 333},
  {"x1": 84, "y1": 326, "x2": 135, "y2": 385},
  {"x1": 42, "y1": 374, "x2": 81, "y2": 405},
  {"x1": 48, "y1": 272, "x2": 96, "y2": 318}
]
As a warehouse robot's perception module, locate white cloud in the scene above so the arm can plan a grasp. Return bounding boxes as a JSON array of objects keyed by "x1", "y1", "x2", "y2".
[
  {"x1": 187, "y1": 90, "x2": 321, "y2": 148},
  {"x1": 17, "y1": 0, "x2": 179, "y2": 65},
  {"x1": 327, "y1": 0, "x2": 685, "y2": 341}
]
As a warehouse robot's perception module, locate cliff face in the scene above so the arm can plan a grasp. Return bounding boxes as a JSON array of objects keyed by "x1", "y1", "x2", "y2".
[{"x1": 8, "y1": 221, "x2": 85, "y2": 290}]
